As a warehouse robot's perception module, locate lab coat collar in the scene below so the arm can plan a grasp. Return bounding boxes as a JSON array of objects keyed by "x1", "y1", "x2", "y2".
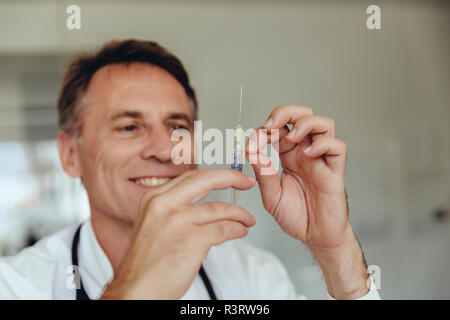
[{"x1": 78, "y1": 219, "x2": 114, "y2": 299}]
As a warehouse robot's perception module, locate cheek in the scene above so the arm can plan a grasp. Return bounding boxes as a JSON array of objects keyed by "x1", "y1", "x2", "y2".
[
  {"x1": 81, "y1": 139, "x2": 137, "y2": 185},
  {"x1": 98, "y1": 142, "x2": 138, "y2": 176}
]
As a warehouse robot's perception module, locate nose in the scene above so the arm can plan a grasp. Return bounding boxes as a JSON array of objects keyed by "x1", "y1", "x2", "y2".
[{"x1": 140, "y1": 123, "x2": 172, "y2": 163}]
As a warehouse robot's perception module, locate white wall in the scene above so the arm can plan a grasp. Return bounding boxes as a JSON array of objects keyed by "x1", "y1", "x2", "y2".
[{"x1": 0, "y1": 0, "x2": 449, "y2": 298}]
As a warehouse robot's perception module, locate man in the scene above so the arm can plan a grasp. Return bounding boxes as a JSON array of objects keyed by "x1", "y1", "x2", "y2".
[{"x1": 0, "y1": 39, "x2": 380, "y2": 300}]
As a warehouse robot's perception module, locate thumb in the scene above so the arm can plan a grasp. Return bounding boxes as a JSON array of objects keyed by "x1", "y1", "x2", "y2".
[{"x1": 246, "y1": 151, "x2": 281, "y2": 213}]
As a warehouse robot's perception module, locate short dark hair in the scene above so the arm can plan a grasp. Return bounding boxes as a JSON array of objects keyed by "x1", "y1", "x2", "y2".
[{"x1": 57, "y1": 39, "x2": 197, "y2": 137}]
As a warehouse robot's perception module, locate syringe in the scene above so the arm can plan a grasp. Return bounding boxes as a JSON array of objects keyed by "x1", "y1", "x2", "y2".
[{"x1": 231, "y1": 83, "x2": 245, "y2": 205}]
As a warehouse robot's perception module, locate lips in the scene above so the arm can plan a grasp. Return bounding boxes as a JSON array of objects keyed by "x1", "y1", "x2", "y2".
[{"x1": 130, "y1": 177, "x2": 172, "y2": 187}]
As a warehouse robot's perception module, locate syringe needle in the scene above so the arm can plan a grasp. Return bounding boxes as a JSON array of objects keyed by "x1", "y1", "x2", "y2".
[
  {"x1": 239, "y1": 82, "x2": 243, "y2": 123},
  {"x1": 231, "y1": 82, "x2": 245, "y2": 206}
]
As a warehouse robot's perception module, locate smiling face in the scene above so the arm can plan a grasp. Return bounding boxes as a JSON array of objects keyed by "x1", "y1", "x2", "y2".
[{"x1": 61, "y1": 63, "x2": 196, "y2": 224}]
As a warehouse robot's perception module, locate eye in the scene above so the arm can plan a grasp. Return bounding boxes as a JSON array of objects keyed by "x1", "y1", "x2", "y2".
[
  {"x1": 172, "y1": 124, "x2": 188, "y2": 131},
  {"x1": 121, "y1": 125, "x2": 138, "y2": 132}
]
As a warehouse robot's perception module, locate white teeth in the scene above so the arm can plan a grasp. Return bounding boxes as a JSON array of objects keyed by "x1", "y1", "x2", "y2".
[{"x1": 134, "y1": 177, "x2": 170, "y2": 186}]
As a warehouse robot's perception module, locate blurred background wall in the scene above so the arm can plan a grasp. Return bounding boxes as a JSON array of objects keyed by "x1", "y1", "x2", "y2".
[{"x1": 0, "y1": 0, "x2": 449, "y2": 298}]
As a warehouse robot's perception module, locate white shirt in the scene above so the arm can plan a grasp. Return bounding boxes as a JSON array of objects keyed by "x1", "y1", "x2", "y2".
[{"x1": 0, "y1": 219, "x2": 380, "y2": 300}]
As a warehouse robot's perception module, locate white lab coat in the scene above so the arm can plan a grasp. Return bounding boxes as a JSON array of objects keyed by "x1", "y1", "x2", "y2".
[{"x1": 0, "y1": 219, "x2": 380, "y2": 300}]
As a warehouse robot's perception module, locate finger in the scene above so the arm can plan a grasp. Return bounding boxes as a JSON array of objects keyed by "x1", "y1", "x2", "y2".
[
  {"x1": 246, "y1": 151, "x2": 282, "y2": 213},
  {"x1": 285, "y1": 115, "x2": 336, "y2": 144},
  {"x1": 140, "y1": 170, "x2": 197, "y2": 205},
  {"x1": 263, "y1": 105, "x2": 314, "y2": 129},
  {"x1": 191, "y1": 202, "x2": 256, "y2": 227},
  {"x1": 247, "y1": 127, "x2": 269, "y2": 154},
  {"x1": 199, "y1": 220, "x2": 250, "y2": 247},
  {"x1": 161, "y1": 169, "x2": 256, "y2": 206},
  {"x1": 246, "y1": 126, "x2": 292, "y2": 154},
  {"x1": 303, "y1": 136, "x2": 347, "y2": 173}
]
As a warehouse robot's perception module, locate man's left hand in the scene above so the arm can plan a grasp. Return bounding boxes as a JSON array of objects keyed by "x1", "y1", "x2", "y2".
[{"x1": 246, "y1": 105, "x2": 370, "y2": 299}]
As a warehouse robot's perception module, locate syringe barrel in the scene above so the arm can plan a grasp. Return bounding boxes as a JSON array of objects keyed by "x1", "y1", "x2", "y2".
[{"x1": 231, "y1": 123, "x2": 244, "y2": 171}]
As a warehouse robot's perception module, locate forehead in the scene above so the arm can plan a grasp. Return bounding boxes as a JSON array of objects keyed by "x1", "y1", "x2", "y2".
[{"x1": 85, "y1": 62, "x2": 193, "y2": 120}]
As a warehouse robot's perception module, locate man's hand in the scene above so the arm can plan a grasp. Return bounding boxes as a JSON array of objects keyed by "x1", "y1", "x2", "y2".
[
  {"x1": 101, "y1": 169, "x2": 256, "y2": 299},
  {"x1": 246, "y1": 105, "x2": 370, "y2": 299}
]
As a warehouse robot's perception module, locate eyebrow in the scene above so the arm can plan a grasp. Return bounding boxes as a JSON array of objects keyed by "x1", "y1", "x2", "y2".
[
  {"x1": 166, "y1": 112, "x2": 193, "y2": 125},
  {"x1": 108, "y1": 110, "x2": 193, "y2": 124},
  {"x1": 108, "y1": 110, "x2": 144, "y2": 122}
]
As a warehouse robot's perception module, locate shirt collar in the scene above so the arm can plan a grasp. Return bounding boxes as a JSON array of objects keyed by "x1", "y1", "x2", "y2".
[{"x1": 78, "y1": 219, "x2": 114, "y2": 299}]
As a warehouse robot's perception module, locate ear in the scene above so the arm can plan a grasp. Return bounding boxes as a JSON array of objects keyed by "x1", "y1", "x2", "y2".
[{"x1": 57, "y1": 131, "x2": 82, "y2": 178}]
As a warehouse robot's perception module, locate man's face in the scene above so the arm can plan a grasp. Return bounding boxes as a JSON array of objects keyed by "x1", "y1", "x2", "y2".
[{"x1": 75, "y1": 63, "x2": 196, "y2": 224}]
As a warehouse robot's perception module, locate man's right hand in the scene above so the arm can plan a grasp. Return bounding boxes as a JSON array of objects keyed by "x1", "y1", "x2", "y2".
[{"x1": 101, "y1": 169, "x2": 256, "y2": 299}]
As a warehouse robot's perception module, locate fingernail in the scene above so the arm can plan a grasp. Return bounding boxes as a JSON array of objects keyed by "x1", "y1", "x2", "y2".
[
  {"x1": 264, "y1": 117, "x2": 273, "y2": 128},
  {"x1": 286, "y1": 128, "x2": 296, "y2": 139},
  {"x1": 304, "y1": 146, "x2": 312, "y2": 153},
  {"x1": 247, "y1": 176, "x2": 255, "y2": 183}
]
